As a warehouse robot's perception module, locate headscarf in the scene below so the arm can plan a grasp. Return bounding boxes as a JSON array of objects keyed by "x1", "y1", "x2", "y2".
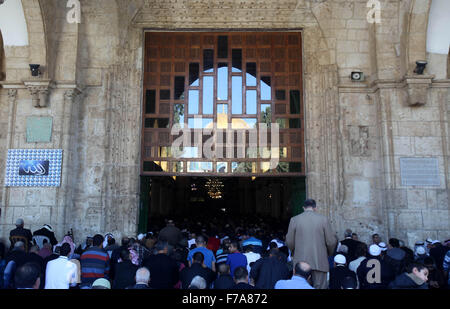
[
  {"x1": 58, "y1": 236, "x2": 76, "y2": 256},
  {"x1": 61, "y1": 235, "x2": 76, "y2": 256},
  {"x1": 103, "y1": 233, "x2": 113, "y2": 249},
  {"x1": 43, "y1": 224, "x2": 54, "y2": 233},
  {"x1": 129, "y1": 247, "x2": 139, "y2": 266}
]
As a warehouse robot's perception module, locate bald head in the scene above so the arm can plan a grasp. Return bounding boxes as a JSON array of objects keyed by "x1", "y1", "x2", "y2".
[
  {"x1": 135, "y1": 267, "x2": 150, "y2": 285},
  {"x1": 294, "y1": 262, "x2": 312, "y2": 279},
  {"x1": 14, "y1": 241, "x2": 25, "y2": 251}
]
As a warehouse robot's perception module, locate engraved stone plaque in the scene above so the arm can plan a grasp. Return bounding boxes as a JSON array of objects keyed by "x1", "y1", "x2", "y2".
[{"x1": 400, "y1": 157, "x2": 440, "y2": 186}]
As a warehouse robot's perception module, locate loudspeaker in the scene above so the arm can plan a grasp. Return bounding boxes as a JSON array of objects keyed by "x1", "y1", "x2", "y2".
[{"x1": 351, "y1": 71, "x2": 364, "y2": 81}]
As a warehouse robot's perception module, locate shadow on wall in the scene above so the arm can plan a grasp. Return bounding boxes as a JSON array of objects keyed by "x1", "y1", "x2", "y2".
[
  {"x1": 0, "y1": 30, "x2": 4, "y2": 80},
  {"x1": 448, "y1": 47, "x2": 450, "y2": 78}
]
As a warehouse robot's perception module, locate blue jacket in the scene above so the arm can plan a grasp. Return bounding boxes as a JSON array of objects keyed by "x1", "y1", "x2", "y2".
[{"x1": 275, "y1": 276, "x2": 314, "y2": 289}]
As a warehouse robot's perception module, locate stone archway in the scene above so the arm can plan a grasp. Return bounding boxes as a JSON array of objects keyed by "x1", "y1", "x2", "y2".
[
  {"x1": 406, "y1": 0, "x2": 431, "y2": 74},
  {"x1": 21, "y1": 0, "x2": 48, "y2": 77},
  {"x1": 98, "y1": 0, "x2": 343, "y2": 237},
  {"x1": 0, "y1": 30, "x2": 4, "y2": 80}
]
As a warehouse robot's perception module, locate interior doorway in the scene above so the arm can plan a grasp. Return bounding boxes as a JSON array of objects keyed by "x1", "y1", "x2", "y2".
[{"x1": 138, "y1": 176, "x2": 306, "y2": 233}]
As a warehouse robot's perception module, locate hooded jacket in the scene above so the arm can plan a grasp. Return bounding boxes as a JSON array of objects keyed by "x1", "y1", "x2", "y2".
[{"x1": 388, "y1": 272, "x2": 428, "y2": 289}]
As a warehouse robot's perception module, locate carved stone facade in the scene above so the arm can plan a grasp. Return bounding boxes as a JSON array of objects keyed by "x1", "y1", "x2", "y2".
[{"x1": 0, "y1": 0, "x2": 449, "y2": 247}]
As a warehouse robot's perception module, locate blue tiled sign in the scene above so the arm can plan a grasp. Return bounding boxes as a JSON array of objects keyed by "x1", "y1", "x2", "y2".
[{"x1": 4, "y1": 149, "x2": 63, "y2": 187}]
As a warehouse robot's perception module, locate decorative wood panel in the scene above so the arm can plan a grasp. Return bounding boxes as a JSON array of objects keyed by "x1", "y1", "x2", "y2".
[{"x1": 142, "y1": 32, "x2": 304, "y2": 176}]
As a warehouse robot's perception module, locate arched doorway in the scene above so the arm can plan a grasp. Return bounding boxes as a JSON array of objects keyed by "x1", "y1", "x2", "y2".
[{"x1": 139, "y1": 32, "x2": 306, "y2": 232}]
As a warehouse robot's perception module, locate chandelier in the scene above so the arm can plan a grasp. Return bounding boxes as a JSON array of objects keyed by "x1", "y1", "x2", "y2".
[{"x1": 205, "y1": 178, "x2": 224, "y2": 199}]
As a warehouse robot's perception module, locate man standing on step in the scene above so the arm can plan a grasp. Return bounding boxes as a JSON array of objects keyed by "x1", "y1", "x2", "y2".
[{"x1": 286, "y1": 199, "x2": 338, "y2": 289}]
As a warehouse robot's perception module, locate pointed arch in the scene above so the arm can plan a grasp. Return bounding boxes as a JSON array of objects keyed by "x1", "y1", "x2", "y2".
[
  {"x1": 406, "y1": 0, "x2": 432, "y2": 74},
  {"x1": 0, "y1": 30, "x2": 5, "y2": 80},
  {"x1": 20, "y1": 0, "x2": 48, "y2": 77},
  {"x1": 426, "y1": 0, "x2": 450, "y2": 79}
]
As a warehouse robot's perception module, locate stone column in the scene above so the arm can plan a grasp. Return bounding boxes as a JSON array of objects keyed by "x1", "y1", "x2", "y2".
[
  {"x1": 305, "y1": 64, "x2": 342, "y2": 226},
  {"x1": 0, "y1": 88, "x2": 18, "y2": 236},
  {"x1": 56, "y1": 88, "x2": 81, "y2": 239},
  {"x1": 5, "y1": 89, "x2": 18, "y2": 149}
]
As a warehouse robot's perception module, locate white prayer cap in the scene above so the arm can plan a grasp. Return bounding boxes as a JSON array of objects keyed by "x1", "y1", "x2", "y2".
[
  {"x1": 369, "y1": 244, "x2": 381, "y2": 256},
  {"x1": 334, "y1": 254, "x2": 346, "y2": 265},
  {"x1": 416, "y1": 246, "x2": 426, "y2": 255},
  {"x1": 378, "y1": 242, "x2": 387, "y2": 251}
]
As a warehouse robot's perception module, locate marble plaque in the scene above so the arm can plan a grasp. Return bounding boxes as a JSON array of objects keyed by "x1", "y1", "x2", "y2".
[
  {"x1": 26, "y1": 117, "x2": 53, "y2": 143},
  {"x1": 400, "y1": 157, "x2": 440, "y2": 186}
]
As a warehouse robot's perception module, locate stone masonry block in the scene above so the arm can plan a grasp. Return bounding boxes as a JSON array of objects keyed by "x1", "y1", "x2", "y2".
[
  {"x1": 436, "y1": 190, "x2": 449, "y2": 210},
  {"x1": 422, "y1": 210, "x2": 450, "y2": 230},
  {"x1": 407, "y1": 189, "x2": 427, "y2": 209},
  {"x1": 414, "y1": 137, "x2": 442, "y2": 156},
  {"x1": 397, "y1": 211, "x2": 423, "y2": 230}
]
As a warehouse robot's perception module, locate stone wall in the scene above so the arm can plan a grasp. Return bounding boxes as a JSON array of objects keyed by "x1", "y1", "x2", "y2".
[{"x1": 0, "y1": 0, "x2": 449, "y2": 247}]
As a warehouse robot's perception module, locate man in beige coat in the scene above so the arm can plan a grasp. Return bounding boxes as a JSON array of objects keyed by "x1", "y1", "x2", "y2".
[{"x1": 286, "y1": 199, "x2": 338, "y2": 289}]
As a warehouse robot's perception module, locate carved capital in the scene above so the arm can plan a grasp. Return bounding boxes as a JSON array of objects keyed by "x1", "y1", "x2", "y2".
[
  {"x1": 23, "y1": 79, "x2": 53, "y2": 108},
  {"x1": 7, "y1": 89, "x2": 18, "y2": 103},
  {"x1": 404, "y1": 75, "x2": 433, "y2": 106},
  {"x1": 63, "y1": 88, "x2": 81, "y2": 103}
]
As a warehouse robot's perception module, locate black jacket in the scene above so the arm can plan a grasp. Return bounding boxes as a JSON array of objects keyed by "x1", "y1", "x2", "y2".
[
  {"x1": 430, "y1": 245, "x2": 450, "y2": 272},
  {"x1": 250, "y1": 255, "x2": 290, "y2": 289},
  {"x1": 113, "y1": 260, "x2": 139, "y2": 289},
  {"x1": 142, "y1": 253, "x2": 179, "y2": 289},
  {"x1": 329, "y1": 265, "x2": 357, "y2": 289},
  {"x1": 180, "y1": 263, "x2": 216, "y2": 289},
  {"x1": 158, "y1": 226, "x2": 182, "y2": 247},
  {"x1": 231, "y1": 282, "x2": 255, "y2": 289},
  {"x1": 340, "y1": 239, "x2": 362, "y2": 262},
  {"x1": 25, "y1": 252, "x2": 45, "y2": 273},
  {"x1": 213, "y1": 274, "x2": 235, "y2": 289},
  {"x1": 10, "y1": 227, "x2": 33, "y2": 247},
  {"x1": 5, "y1": 249, "x2": 28, "y2": 268},
  {"x1": 388, "y1": 273, "x2": 428, "y2": 289},
  {"x1": 110, "y1": 245, "x2": 128, "y2": 281},
  {"x1": 33, "y1": 228, "x2": 58, "y2": 246}
]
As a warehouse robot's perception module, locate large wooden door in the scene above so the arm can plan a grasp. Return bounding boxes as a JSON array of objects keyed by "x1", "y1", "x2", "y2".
[{"x1": 141, "y1": 32, "x2": 305, "y2": 177}]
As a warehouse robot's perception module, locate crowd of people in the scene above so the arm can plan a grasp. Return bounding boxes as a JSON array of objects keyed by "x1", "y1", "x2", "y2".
[{"x1": 1, "y1": 200, "x2": 449, "y2": 290}]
